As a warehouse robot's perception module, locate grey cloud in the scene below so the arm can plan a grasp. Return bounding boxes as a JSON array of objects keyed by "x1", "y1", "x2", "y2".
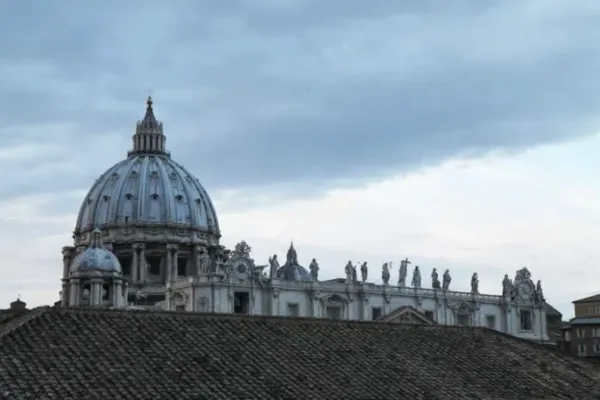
[{"x1": 0, "y1": 0, "x2": 599, "y2": 201}]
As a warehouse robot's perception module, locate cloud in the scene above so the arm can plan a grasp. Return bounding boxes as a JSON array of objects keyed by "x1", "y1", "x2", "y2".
[{"x1": 1, "y1": 0, "x2": 600, "y2": 196}]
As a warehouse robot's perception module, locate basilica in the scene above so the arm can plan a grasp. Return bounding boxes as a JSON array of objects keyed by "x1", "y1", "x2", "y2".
[{"x1": 60, "y1": 97, "x2": 550, "y2": 342}]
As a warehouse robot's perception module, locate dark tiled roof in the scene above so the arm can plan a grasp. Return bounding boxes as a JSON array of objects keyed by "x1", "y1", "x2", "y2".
[
  {"x1": 545, "y1": 302, "x2": 563, "y2": 317},
  {"x1": 2, "y1": 308, "x2": 600, "y2": 400},
  {"x1": 0, "y1": 300, "x2": 29, "y2": 326},
  {"x1": 569, "y1": 317, "x2": 600, "y2": 325},
  {"x1": 573, "y1": 294, "x2": 600, "y2": 304}
]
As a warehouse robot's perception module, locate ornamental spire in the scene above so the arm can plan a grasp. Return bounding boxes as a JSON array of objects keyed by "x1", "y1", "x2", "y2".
[{"x1": 129, "y1": 96, "x2": 168, "y2": 156}]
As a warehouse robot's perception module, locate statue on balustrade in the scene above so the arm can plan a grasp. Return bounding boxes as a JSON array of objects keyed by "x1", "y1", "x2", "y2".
[
  {"x1": 360, "y1": 262, "x2": 368, "y2": 282},
  {"x1": 442, "y1": 269, "x2": 451, "y2": 290},
  {"x1": 381, "y1": 262, "x2": 391, "y2": 285},
  {"x1": 309, "y1": 258, "x2": 319, "y2": 281},
  {"x1": 398, "y1": 259, "x2": 409, "y2": 287},
  {"x1": 411, "y1": 265, "x2": 421, "y2": 288},
  {"x1": 535, "y1": 280, "x2": 545, "y2": 304},
  {"x1": 345, "y1": 261, "x2": 354, "y2": 282},
  {"x1": 471, "y1": 272, "x2": 479, "y2": 294},
  {"x1": 352, "y1": 263, "x2": 358, "y2": 282},
  {"x1": 502, "y1": 274, "x2": 514, "y2": 298},
  {"x1": 431, "y1": 268, "x2": 440, "y2": 289},
  {"x1": 268, "y1": 254, "x2": 279, "y2": 279}
]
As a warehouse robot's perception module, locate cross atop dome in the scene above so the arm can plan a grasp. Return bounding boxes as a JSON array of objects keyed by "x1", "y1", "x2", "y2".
[{"x1": 129, "y1": 95, "x2": 168, "y2": 156}]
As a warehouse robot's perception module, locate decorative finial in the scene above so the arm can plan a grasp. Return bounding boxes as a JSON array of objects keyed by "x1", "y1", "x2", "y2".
[{"x1": 129, "y1": 92, "x2": 167, "y2": 156}]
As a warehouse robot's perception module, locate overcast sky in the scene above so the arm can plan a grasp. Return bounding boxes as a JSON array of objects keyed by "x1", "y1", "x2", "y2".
[{"x1": 1, "y1": 0, "x2": 599, "y2": 318}]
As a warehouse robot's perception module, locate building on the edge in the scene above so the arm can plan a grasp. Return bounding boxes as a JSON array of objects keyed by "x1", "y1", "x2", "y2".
[
  {"x1": 59, "y1": 97, "x2": 552, "y2": 342},
  {"x1": 560, "y1": 294, "x2": 600, "y2": 357}
]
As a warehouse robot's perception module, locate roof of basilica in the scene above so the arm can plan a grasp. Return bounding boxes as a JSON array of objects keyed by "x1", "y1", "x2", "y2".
[
  {"x1": 74, "y1": 97, "x2": 220, "y2": 236},
  {"x1": 1, "y1": 307, "x2": 599, "y2": 400}
]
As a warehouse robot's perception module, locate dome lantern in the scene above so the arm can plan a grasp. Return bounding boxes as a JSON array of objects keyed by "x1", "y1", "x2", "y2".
[{"x1": 129, "y1": 96, "x2": 168, "y2": 156}]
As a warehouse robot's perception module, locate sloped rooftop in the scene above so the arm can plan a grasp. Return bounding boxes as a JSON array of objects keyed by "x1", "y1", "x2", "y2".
[
  {"x1": 573, "y1": 294, "x2": 600, "y2": 304},
  {"x1": 1, "y1": 307, "x2": 600, "y2": 399}
]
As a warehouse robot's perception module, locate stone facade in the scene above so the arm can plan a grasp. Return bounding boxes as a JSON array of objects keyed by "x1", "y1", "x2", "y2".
[
  {"x1": 59, "y1": 97, "x2": 550, "y2": 342},
  {"x1": 157, "y1": 241, "x2": 549, "y2": 341}
]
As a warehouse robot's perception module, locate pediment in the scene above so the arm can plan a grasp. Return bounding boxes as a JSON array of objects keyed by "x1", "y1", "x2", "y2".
[
  {"x1": 378, "y1": 306, "x2": 436, "y2": 325},
  {"x1": 319, "y1": 293, "x2": 350, "y2": 305}
]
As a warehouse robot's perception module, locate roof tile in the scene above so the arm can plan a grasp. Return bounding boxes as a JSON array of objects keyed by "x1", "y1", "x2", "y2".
[{"x1": 1, "y1": 307, "x2": 599, "y2": 399}]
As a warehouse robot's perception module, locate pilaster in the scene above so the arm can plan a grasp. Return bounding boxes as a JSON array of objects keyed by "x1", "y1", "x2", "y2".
[
  {"x1": 60, "y1": 279, "x2": 68, "y2": 307},
  {"x1": 166, "y1": 246, "x2": 172, "y2": 282},
  {"x1": 69, "y1": 278, "x2": 80, "y2": 306},
  {"x1": 138, "y1": 244, "x2": 146, "y2": 283},
  {"x1": 132, "y1": 246, "x2": 139, "y2": 282}
]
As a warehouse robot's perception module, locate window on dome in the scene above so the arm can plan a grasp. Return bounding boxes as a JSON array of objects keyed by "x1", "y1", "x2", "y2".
[
  {"x1": 177, "y1": 257, "x2": 187, "y2": 276},
  {"x1": 118, "y1": 256, "x2": 132, "y2": 276},
  {"x1": 81, "y1": 284, "x2": 91, "y2": 305},
  {"x1": 102, "y1": 284, "x2": 110, "y2": 301},
  {"x1": 147, "y1": 256, "x2": 161, "y2": 275}
]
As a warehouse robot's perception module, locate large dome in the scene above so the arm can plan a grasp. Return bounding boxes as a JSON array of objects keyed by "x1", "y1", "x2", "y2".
[{"x1": 74, "y1": 97, "x2": 220, "y2": 237}]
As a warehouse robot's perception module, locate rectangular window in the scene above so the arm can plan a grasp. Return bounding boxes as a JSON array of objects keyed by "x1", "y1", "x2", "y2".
[
  {"x1": 233, "y1": 292, "x2": 250, "y2": 314},
  {"x1": 578, "y1": 344, "x2": 587, "y2": 356},
  {"x1": 424, "y1": 310, "x2": 434, "y2": 321},
  {"x1": 372, "y1": 307, "x2": 382, "y2": 320},
  {"x1": 565, "y1": 331, "x2": 571, "y2": 341},
  {"x1": 590, "y1": 306, "x2": 595, "y2": 315},
  {"x1": 594, "y1": 328, "x2": 600, "y2": 338},
  {"x1": 118, "y1": 256, "x2": 132, "y2": 276},
  {"x1": 326, "y1": 306, "x2": 342, "y2": 320},
  {"x1": 577, "y1": 328, "x2": 586, "y2": 339},
  {"x1": 596, "y1": 306, "x2": 600, "y2": 315},
  {"x1": 177, "y1": 257, "x2": 187, "y2": 276},
  {"x1": 520, "y1": 310, "x2": 532, "y2": 331},
  {"x1": 594, "y1": 343, "x2": 600, "y2": 353},
  {"x1": 486, "y1": 315, "x2": 496, "y2": 329},
  {"x1": 457, "y1": 313, "x2": 469, "y2": 326},
  {"x1": 147, "y1": 256, "x2": 161, "y2": 275},
  {"x1": 287, "y1": 303, "x2": 299, "y2": 317}
]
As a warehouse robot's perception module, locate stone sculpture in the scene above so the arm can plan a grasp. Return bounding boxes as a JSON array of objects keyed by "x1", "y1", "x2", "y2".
[
  {"x1": 502, "y1": 274, "x2": 513, "y2": 297},
  {"x1": 381, "y1": 262, "x2": 391, "y2": 285},
  {"x1": 345, "y1": 261, "x2": 353, "y2": 282},
  {"x1": 471, "y1": 273, "x2": 479, "y2": 294},
  {"x1": 309, "y1": 258, "x2": 319, "y2": 281},
  {"x1": 268, "y1": 254, "x2": 279, "y2": 278},
  {"x1": 411, "y1": 265, "x2": 421, "y2": 288},
  {"x1": 198, "y1": 251, "x2": 211, "y2": 274},
  {"x1": 431, "y1": 268, "x2": 440, "y2": 289},
  {"x1": 442, "y1": 269, "x2": 451, "y2": 290},
  {"x1": 360, "y1": 262, "x2": 368, "y2": 282},
  {"x1": 535, "y1": 280, "x2": 545, "y2": 304},
  {"x1": 398, "y1": 259, "x2": 409, "y2": 287}
]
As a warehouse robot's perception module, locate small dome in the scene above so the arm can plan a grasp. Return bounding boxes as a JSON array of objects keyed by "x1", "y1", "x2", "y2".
[
  {"x1": 276, "y1": 243, "x2": 311, "y2": 281},
  {"x1": 70, "y1": 229, "x2": 121, "y2": 273}
]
